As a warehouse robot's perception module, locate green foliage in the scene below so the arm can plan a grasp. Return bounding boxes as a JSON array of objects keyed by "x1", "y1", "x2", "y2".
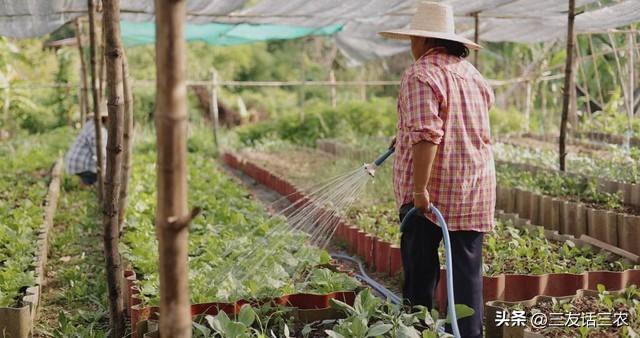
[
  {"x1": 489, "y1": 107, "x2": 528, "y2": 136},
  {"x1": 493, "y1": 142, "x2": 640, "y2": 184},
  {"x1": 496, "y1": 163, "x2": 624, "y2": 210},
  {"x1": 121, "y1": 129, "x2": 357, "y2": 306},
  {"x1": 236, "y1": 98, "x2": 396, "y2": 146},
  {"x1": 0, "y1": 127, "x2": 73, "y2": 307},
  {"x1": 581, "y1": 109, "x2": 640, "y2": 136},
  {"x1": 327, "y1": 289, "x2": 464, "y2": 337},
  {"x1": 36, "y1": 180, "x2": 110, "y2": 337}
]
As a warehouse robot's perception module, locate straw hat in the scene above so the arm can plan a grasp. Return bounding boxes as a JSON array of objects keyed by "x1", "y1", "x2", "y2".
[{"x1": 379, "y1": 2, "x2": 481, "y2": 50}]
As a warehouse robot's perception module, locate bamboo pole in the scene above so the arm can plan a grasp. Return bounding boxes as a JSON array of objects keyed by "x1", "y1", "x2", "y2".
[
  {"x1": 102, "y1": 0, "x2": 126, "y2": 335},
  {"x1": 210, "y1": 69, "x2": 220, "y2": 150},
  {"x1": 329, "y1": 69, "x2": 336, "y2": 108},
  {"x1": 524, "y1": 80, "x2": 532, "y2": 132},
  {"x1": 473, "y1": 12, "x2": 480, "y2": 68},
  {"x1": 74, "y1": 18, "x2": 90, "y2": 126},
  {"x1": 118, "y1": 51, "x2": 133, "y2": 231},
  {"x1": 155, "y1": 0, "x2": 195, "y2": 336},
  {"x1": 629, "y1": 31, "x2": 635, "y2": 121},
  {"x1": 588, "y1": 35, "x2": 606, "y2": 109},
  {"x1": 3, "y1": 85, "x2": 9, "y2": 123},
  {"x1": 88, "y1": 0, "x2": 105, "y2": 202},
  {"x1": 559, "y1": 0, "x2": 576, "y2": 172}
]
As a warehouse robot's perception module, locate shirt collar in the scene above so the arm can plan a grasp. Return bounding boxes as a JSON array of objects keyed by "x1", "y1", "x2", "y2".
[{"x1": 415, "y1": 47, "x2": 448, "y2": 63}]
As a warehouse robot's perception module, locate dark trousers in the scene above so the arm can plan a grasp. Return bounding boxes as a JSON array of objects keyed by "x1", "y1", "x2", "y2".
[
  {"x1": 399, "y1": 203, "x2": 484, "y2": 338},
  {"x1": 77, "y1": 171, "x2": 97, "y2": 185}
]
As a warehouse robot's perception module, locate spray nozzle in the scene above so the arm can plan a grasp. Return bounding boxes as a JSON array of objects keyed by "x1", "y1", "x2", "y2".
[{"x1": 363, "y1": 163, "x2": 377, "y2": 177}]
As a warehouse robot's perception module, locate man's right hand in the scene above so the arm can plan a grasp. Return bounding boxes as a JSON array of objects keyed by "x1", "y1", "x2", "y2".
[{"x1": 389, "y1": 135, "x2": 397, "y2": 149}]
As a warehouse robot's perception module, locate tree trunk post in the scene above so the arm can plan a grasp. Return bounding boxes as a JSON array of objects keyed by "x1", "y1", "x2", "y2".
[
  {"x1": 559, "y1": 0, "x2": 576, "y2": 172},
  {"x1": 118, "y1": 51, "x2": 133, "y2": 231},
  {"x1": 628, "y1": 31, "x2": 635, "y2": 122},
  {"x1": 524, "y1": 79, "x2": 532, "y2": 132},
  {"x1": 329, "y1": 69, "x2": 336, "y2": 108},
  {"x1": 210, "y1": 68, "x2": 220, "y2": 150},
  {"x1": 102, "y1": 0, "x2": 126, "y2": 335},
  {"x1": 473, "y1": 12, "x2": 480, "y2": 68},
  {"x1": 155, "y1": 0, "x2": 194, "y2": 336},
  {"x1": 88, "y1": 0, "x2": 105, "y2": 202},
  {"x1": 74, "y1": 18, "x2": 90, "y2": 126},
  {"x1": 3, "y1": 85, "x2": 9, "y2": 124}
]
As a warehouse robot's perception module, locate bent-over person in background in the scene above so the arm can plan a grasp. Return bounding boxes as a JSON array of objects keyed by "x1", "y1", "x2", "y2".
[{"x1": 65, "y1": 109, "x2": 108, "y2": 186}]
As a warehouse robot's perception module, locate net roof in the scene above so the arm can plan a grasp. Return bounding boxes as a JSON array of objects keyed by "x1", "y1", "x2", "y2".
[{"x1": 0, "y1": 0, "x2": 638, "y2": 64}]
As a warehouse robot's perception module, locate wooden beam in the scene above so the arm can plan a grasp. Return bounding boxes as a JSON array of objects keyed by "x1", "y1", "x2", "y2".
[
  {"x1": 88, "y1": 0, "x2": 105, "y2": 201},
  {"x1": 102, "y1": 0, "x2": 126, "y2": 335},
  {"x1": 155, "y1": 0, "x2": 193, "y2": 336},
  {"x1": 559, "y1": 0, "x2": 576, "y2": 172}
]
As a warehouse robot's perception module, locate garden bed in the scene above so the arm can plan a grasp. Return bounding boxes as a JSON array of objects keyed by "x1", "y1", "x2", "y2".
[
  {"x1": 485, "y1": 285, "x2": 639, "y2": 338},
  {"x1": 122, "y1": 138, "x2": 363, "y2": 333},
  {"x1": 314, "y1": 138, "x2": 640, "y2": 254},
  {"x1": 0, "y1": 158, "x2": 63, "y2": 338},
  {"x1": 224, "y1": 151, "x2": 640, "y2": 307},
  {"x1": 577, "y1": 131, "x2": 640, "y2": 148}
]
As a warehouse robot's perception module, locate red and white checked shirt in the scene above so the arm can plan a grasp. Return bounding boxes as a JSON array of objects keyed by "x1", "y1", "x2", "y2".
[{"x1": 393, "y1": 47, "x2": 496, "y2": 232}]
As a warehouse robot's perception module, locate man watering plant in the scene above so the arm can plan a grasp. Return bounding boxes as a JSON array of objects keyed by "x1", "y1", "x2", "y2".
[
  {"x1": 65, "y1": 108, "x2": 108, "y2": 186},
  {"x1": 380, "y1": 2, "x2": 495, "y2": 337}
]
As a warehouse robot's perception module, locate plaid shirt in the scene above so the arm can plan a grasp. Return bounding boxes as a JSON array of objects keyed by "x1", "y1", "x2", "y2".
[
  {"x1": 393, "y1": 47, "x2": 496, "y2": 232},
  {"x1": 65, "y1": 120, "x2": 107, "y2": 175}
]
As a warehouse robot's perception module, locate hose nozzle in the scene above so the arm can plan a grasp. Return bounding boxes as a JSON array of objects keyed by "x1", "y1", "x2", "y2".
[{"x1": 363, "y1": 163, "x2": 377, "y2": 177}]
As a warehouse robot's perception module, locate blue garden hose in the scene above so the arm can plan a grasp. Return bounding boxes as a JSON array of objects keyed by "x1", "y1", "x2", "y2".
[
  {"x1": 401, "y1": 206, "x2": 461, "y2": 338},
  {"x1": 368, "y1": 147, "x2": 461, "y2": 338}
]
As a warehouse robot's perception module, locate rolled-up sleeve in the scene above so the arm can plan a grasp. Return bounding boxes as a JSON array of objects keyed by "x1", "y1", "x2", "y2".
[{"x1": 404, "y1": 74, "x2": 444, "y2": 145}]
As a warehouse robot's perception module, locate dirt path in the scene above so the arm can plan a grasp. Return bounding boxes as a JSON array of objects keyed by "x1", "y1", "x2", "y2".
[
  {"x1": 34, "y1": 180, "x2": 111, "y2": 337},
  {"x1": 220, "y1": 161, "x2": 403, "y2": 300}
]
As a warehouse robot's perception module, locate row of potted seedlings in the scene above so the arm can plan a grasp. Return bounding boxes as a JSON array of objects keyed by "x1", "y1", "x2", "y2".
[
  {"x1": 123, "y1": 148, "x2": 362, "y2": 336},
  {"x1": 0, "y1": 159, "x2": 63, "y2": 338},
  {"x1": 315, "y1": 138, "x2": 640, "y2": 255},
  {"x1": 224, "y1": 151, "x2": 640, "y2": 309},
  {"x1": 495, "y1": 167, "x2": 640, "y2": 256}
]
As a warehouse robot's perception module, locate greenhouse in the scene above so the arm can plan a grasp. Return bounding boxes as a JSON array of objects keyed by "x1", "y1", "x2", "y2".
[{"x1": 0, "y1": 0, "x2": 639, "y2": 337}]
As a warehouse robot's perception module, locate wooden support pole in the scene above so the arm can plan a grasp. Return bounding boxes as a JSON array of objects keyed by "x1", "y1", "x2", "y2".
[
  {"x1": 524, "y1": 80, "x2": 532, "y2": 132},
  {"x1": 329, "y1": 69, "x2": 336, "y2": 108},
  {"x1": 559, "y1": 0, "x2": 576, "y2": 172},
  {"x1": 102, "y1": 0, "x2": 126, "y2": 335},
  {"x1": 575, "y1": 43, "x2": 592, "y2": 117},
  {"x1": 118, "y1": 50, "x2": 133, "y2": 231},
  {"x1": 588, "y1": 35, "x2": 606, "y2": 109},
  {"x1": 3, "y1": 85, "x2": 9, "y2": 123},
  {"x1": 74, "y1": 18, "x2": 90, "y2": 126},
  {"x1": 210, "y1": 69, "x2": 220, "y2": 150},
  {"x1": 88, "y1": 0, "x2": 105, "y2": 202},
  {"x1": 629, "y1": 31, "x2": 635, "y2": 121},
  {"x1": 155, "y1": 0, "x2": 193, "y2": 336},
  {"x1": 474, "y1": 12, "x2": 480, "y2": 68},
  {"x1": 360, "y1": 67, "x2": 366, "y2": 101},
  {"x1": 299, "y1": 46, "x2": 306, "y2": 116}
]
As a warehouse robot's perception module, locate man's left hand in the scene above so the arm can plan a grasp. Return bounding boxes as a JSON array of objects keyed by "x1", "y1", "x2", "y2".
[{"x1": 413, "y1": 190, "x2": 430, "y2": 214}]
